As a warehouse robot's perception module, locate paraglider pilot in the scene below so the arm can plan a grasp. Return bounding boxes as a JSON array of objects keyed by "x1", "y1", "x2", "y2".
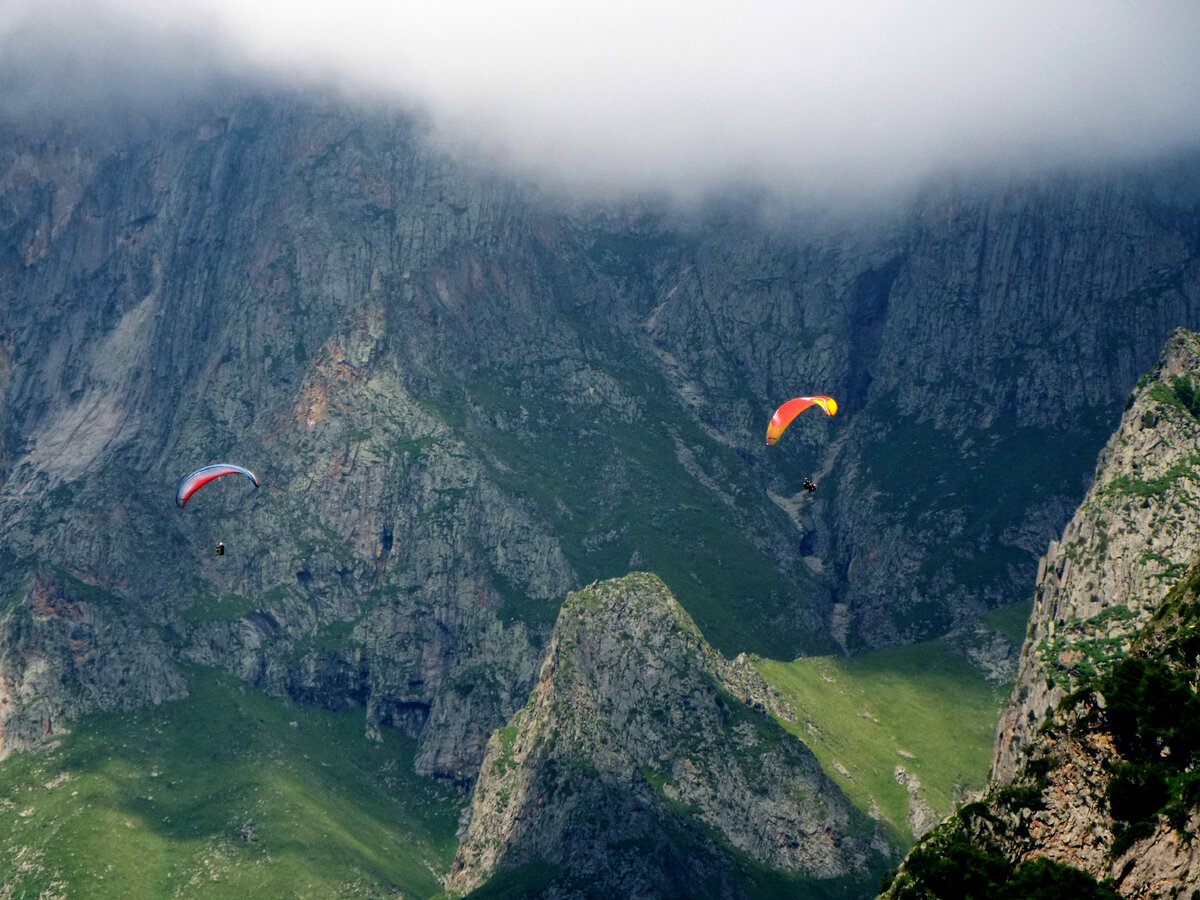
[
  {"x1": 803, "y1": 479, "x2": 817, "y2": 493},
  {"x1": 215, "y1": 542, "x2": 225, "y2": 557}
]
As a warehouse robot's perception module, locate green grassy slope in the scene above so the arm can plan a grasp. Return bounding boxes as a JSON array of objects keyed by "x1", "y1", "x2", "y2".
[
  {"x1": 755, "y1": 633, "x2": 1011, "y2": 845},
  {"x1": 0, "y1": 666, "x2": 461, "y2": 899},
  {"x1": 981, "y1": 599, "x2": 1034, "y2": 648}
]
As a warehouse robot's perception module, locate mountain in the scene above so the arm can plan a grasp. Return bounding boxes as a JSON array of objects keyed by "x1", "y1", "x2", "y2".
[
  {"x1": 4, "y1": 92, "x2": 1200, "y2": 894},
  {"x1": 449, "y1": 573, "x2": 891, "y2": 899},
  {"x1": 883, "y1": 328, "x2": 1200, "y2": 898}
]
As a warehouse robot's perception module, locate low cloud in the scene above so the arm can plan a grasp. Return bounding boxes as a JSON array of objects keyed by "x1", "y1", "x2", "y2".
[{"x1": 5, "y1": 0, "x2": 1200, "y2": 204}]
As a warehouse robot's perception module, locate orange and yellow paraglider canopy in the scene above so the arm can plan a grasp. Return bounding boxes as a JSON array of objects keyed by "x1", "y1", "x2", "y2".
[{"x1": 765, "y1": 396, "x2": 837, "y2": 445}]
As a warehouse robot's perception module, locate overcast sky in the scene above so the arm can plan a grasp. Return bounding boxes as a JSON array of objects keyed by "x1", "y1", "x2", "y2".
[{"x1": 4, "y1": 0, "x2": 1200, "y2": 205}]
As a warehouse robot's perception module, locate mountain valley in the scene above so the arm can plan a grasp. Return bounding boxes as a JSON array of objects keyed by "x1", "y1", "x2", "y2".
[{"x1": 3, "y1": 93, "x2": 1200, "y2": 896}]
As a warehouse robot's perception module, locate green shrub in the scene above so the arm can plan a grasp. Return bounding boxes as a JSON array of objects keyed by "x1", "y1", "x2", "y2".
[
  {"x1": 1169, "y1": 375, "x2": 1200, "y2": 420},
  {"x1": 1004, "y1": 857, "x2": 1120, "y2": 900},
  {"x1": 1107, "y1": 762, "x2": 1170, "y2": 856},
  {"x1": 1102, "y1": 657, "x2": 1200, "y2": 763},
  {"x1": 1093, "y1": 655, "x2": 1200, "y2": 855}
]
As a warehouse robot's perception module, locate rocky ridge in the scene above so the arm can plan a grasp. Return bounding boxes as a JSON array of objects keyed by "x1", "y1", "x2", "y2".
[
  {"x1": 449, "y1": 573, "x2": 892, "y2": 898},
  {"x1": 885, "y1": 329, "x2": 1200, "y2": 898},
  {"x1": 993, "y1": 328, "x2": 1200, "y2": 782}
]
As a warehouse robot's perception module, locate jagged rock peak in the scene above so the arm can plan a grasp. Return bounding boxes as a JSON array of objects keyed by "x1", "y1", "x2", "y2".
[
  {"x1": 993, "y1": 327, "x2": 1200, "y2": 783},
  {"x1": 449, "y1": 572, "x2": 890, "y2": 899}
]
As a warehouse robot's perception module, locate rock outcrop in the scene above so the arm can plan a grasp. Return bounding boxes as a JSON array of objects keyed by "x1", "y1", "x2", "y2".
[
  {"x1": 449, "y1": 573, "x2": 892, "y2": 898},
  {"x1": 885, "y1": 566, "x2": 1200, "y2": 899},
  {"x1": 993, "y1": 328, "x2": 1200, "y2": 782},
  {"x1": 0, "y1": 570, "x2": 186, "y2": 754},
  {"x1": 885, "y1": 329, "x2": 1200, "y2": 898}
]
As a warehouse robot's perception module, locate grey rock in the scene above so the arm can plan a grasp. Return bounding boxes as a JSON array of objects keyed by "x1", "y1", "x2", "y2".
[
  {"x1": 450, "y1": 573, "x2": 891, "y2": 897},
  {"x1": 993, "y1": 329, "x2": 1200, "y2": 783}
]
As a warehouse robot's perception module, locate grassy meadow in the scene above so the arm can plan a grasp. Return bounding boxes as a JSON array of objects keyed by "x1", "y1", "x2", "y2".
[
  {"x1": 0, "y1": 666, "x2": 461, "y2": 899},
  {"x1": 754, "y1": 616, "x2": 1021, "y2": 845}
]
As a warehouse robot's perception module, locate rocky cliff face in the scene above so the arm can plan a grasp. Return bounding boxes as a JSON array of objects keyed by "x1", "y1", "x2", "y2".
[
  {"x1": 0, "y1": 569, "x2": 185, "y2": 754},
  {"x1": 449, "y1": 573, "x2": 892, "y2": 898},
  {"x1": 0, "y1": 100, "x2": 589, "y2": 779},
  {"x1": 2, "y1": 92, "x2": 1200, "y2": 846},
  {"x1": 884, "y1": 329, "x2": 1200, "y2": 898},
  {"x1": 993, "y1": 328, "x2": 1200, "y2": 783}
]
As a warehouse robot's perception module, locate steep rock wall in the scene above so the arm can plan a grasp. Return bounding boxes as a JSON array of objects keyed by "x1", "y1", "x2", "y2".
[
  {"x1": 0, "y1": 570, "x2": 185, "y2": 754},
  {"x1": 993, "y1": 328, "x2": 1200, "y2": 782},
  {"x1": 3, "y1": 96, "x2": 1200, "y2": 778},
  {"x1": 886, "y1": 564, "x2": 1200, "y2": 899},
  {"x1": 886, "y1": 330, "x2": 1200, "y2": 898}
]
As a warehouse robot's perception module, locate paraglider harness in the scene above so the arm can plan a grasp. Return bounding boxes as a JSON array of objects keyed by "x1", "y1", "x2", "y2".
[
  {"x1": 215, "y1": 542, "x2": 225, "y2": 557},
  {"x1": 802, "y1": 479, "x2": 817, "y2": 493}
]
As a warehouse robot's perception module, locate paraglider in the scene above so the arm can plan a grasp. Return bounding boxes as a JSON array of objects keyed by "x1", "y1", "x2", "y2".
[
  {"x1": 765, "y1": 396, "x2": 837, "y2": 446},
  {"x1": 176, "y1": 464, "x2": 260, "y2": 508},
  {"x1": 177, "y1": 464, "x2": 259, "y2": 557}
]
